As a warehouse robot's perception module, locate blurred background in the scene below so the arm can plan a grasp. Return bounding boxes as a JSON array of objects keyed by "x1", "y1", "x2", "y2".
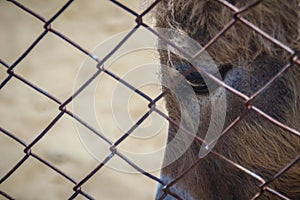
[{"x1": 0, "y1": 0, "x2": 168, "y2": 199}]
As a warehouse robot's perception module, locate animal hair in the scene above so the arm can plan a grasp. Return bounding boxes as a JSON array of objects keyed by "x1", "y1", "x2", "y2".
[{"x1": 151, "y1": 0, "x2": 300, "y2": 199}]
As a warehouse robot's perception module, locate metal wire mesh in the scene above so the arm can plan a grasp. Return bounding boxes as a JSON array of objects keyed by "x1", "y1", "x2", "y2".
[{"x1": 0, "y1": 0, "x2": 299, "y2": 199}]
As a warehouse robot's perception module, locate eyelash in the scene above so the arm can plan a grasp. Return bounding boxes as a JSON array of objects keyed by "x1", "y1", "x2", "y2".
[
  {"x1": 167, "y1": 58, "x2": 208, "y2": 94},
  {"x1": 167, "y1": 56, "x2": 232, "y2": 94}
]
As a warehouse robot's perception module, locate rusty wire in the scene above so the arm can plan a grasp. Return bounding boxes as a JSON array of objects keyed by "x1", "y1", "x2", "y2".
[{"x1": 0, "y1": 0, "x2": 300, "y2": 200}]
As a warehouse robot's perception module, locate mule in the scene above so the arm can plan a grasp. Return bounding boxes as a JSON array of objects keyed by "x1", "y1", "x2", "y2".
[{"x1": 153, "y1": 0, "x2": 300, "y2": 199}]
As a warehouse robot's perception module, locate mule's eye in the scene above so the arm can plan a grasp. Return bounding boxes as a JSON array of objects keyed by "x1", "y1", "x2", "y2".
[
  {"x1": 173, "y1": 61, "x2": 209, "y2": 94},
  {"x1": 188, "y1": 80, "x2": 209, "y2": 94},
  {"x1": 172, "y1": 61, "x2": 232, "y2": 95}
]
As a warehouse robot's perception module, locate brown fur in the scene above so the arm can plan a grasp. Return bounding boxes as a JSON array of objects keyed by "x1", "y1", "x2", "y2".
[{"x1": 152, "y1": 0, "x2": 300, "y2": 199}]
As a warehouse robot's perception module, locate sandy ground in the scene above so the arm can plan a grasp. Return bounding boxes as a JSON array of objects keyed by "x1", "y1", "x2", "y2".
[{"x1": 0, "y1": 1, "x2": 167, "y2": 199}]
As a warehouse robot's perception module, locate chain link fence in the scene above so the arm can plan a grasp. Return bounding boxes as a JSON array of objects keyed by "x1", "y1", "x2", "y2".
[{"x1": 1, "y1": 0, "x2": 299, "y2": 200}]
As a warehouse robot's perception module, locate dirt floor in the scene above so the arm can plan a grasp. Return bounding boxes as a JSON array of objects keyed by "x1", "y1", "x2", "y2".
[{"x1": 0, "y1": 1, "x2": 167, "y2": 199}]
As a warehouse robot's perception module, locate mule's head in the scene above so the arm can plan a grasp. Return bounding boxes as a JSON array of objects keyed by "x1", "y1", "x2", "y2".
[{"x1": 153, "y1": 0, "x2": 300, "y2": 199}]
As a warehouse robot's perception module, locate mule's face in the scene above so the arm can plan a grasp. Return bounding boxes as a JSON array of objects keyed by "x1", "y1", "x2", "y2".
[
  {"x1": 157, "y1": 47, "x2": 300, "y2": 200},
  {"x1": 155, "y1": 0, "x2": 300, "y2": 199}
]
